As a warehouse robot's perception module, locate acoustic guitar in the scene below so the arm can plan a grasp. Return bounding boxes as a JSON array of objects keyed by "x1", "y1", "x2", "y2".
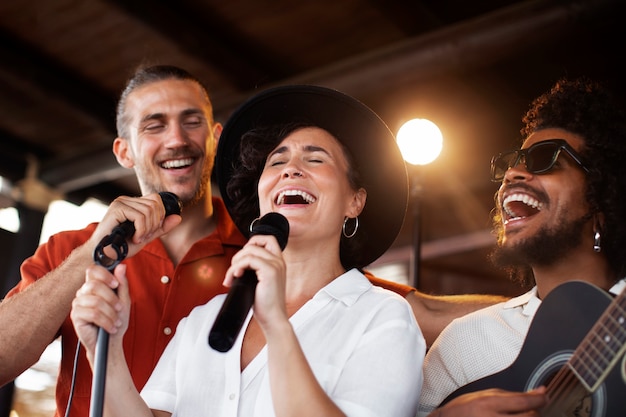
[{"x1": 439, "y1": 281, "x2": 626, "y2": 416}]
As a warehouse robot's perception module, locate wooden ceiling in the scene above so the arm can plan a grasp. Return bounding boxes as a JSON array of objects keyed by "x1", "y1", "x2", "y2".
[{"x1": 0, "y1": 0, "x2": 624, "y2": 294}]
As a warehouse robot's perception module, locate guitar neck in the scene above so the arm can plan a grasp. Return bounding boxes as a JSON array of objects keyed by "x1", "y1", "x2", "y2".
[{"x1": 567, "y1": 288, "x2": 626, "y2": 392}]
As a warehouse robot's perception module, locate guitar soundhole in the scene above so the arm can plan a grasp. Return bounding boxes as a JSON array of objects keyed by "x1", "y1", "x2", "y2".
[{"x1": 524, "y1": 351, "x2": 607, "y2": 417}]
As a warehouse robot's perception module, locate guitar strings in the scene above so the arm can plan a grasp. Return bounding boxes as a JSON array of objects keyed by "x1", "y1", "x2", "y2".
[{"x1": 543, "y1": 366, "x2": 590, "y2": 414}]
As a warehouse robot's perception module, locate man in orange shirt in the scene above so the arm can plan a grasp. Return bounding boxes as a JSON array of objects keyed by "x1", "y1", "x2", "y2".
[{"x1": 0, "y1": 65, "x2": 247, "y2": 416}]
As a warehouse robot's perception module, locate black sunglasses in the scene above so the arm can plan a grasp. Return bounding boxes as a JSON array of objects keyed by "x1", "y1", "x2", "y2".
[{"x1": 490, "y1": 139, "x2": 589, "y2": 182}]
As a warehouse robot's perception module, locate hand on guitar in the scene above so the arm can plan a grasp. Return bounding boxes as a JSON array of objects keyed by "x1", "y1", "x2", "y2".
[{"x1": 431, "y1": 387, "x2": 547, "y2": 417}]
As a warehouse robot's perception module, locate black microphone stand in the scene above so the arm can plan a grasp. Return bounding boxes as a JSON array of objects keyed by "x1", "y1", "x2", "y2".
[
  {"x1": 87, "y1": 193, "x2": 180, "y2": 417},
  {"x1": 89, "y1": 227, "x2": 131, "y2": 417}
]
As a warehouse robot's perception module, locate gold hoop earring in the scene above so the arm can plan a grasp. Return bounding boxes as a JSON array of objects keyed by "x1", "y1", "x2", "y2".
[{"x1": 342, "y1": 216, "x2": 359, "y2": 238}]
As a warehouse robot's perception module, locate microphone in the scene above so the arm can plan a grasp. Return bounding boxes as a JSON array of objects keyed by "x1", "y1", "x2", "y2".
[
  {"x1": 93, "y1": 191, "x2": 182, "y2": 271},
  {"x1": 208, "y1": 212, "x2": 289, "y2": 352},
  {"x1": 89, "y1": 191, "x2": 181, "y2": 417}
]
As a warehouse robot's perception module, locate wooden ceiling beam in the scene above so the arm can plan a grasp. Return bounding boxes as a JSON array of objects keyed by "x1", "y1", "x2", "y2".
[
  {"x1": 0, "y1": 27, "x2": 116, "y2": 131},
  {"x1": 104, "y1": 0, "x2": 290, "y2": 89}
]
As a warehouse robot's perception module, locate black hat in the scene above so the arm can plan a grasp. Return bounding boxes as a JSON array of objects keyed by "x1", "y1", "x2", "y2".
[{"x1": 216, "y1": 85, "x2": 408, "y2": 268}]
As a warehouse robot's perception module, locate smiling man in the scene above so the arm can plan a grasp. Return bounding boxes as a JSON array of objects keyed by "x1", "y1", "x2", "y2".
[
  {"x1": 0, "y1": 65, "x2": 247, "y2": 417},
  {"x1": 418, "y1": 77, "x2": 626, "y2": 416}
]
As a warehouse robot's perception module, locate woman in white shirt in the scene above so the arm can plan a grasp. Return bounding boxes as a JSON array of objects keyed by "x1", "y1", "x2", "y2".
[{"x1": 71, "y1": 85, "x2": 425, "y2": 417}]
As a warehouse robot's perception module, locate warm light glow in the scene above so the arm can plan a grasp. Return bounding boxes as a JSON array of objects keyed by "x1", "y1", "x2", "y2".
[{"x1": 396, "y1": 118, "x2": 443, "y2": 165}]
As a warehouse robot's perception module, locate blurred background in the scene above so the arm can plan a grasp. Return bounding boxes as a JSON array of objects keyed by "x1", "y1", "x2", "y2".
[{"x1": 0, "y1": 0, "x2": 624, "y2": 415}]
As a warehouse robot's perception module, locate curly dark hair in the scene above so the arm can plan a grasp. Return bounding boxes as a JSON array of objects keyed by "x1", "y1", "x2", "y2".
[
  {"x1": 492, "y1": 77, "x2": 626, "y2": 286},
  {"x1": 226, "y1": 123, "x2": 366, "y2": 269}
]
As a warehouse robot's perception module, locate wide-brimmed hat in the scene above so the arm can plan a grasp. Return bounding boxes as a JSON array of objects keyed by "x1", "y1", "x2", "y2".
[{"x1": 215, "y1": 85, "x2": 408, "y2": 268}]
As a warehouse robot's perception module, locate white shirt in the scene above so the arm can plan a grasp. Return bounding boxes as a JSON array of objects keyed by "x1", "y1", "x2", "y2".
[
  {"x1": 141, "y1": 268, "x2": 426, "y2": 417},
  {"x1": 417, "y1": 279, "x2": 626, "y2": 417}
]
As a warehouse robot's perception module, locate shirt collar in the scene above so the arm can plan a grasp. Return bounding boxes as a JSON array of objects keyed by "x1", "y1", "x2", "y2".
[
  {"x1": 502, "y1": 278, "x2": 626, "y2": 318},
  {"x1": 502, "y1": 286, "x2": 541, "y2": 317},
  {"x1": 316, "y1": 268, "x2": 371, "y2": 306},
  {"x1": 609, "y1": 278, "x2": 626, "y2": 296}
]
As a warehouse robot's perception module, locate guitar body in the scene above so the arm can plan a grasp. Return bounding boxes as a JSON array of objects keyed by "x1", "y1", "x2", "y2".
[{"x1": 440, "y1": 281, "x2": 626, "y2": 417}]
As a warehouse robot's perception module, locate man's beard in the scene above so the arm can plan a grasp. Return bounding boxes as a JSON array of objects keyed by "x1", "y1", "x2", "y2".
[
  {"x1": 185, "y1": 164, "x2": 212, "y2": 206},
  {"x1": 490, "y1": 215, "x2": 587, "y2": 271},
  {"x1": 164, "y1": 164, "x2": 212, "y2": 207},
  {"x1": 136, "y1": 159, "x2": 213, "y2": 207}
]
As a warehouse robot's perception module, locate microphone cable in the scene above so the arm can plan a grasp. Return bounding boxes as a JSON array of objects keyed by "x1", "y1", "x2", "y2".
[{"x1": 63, "y1": 340, "x2": 81, "y2": 417}]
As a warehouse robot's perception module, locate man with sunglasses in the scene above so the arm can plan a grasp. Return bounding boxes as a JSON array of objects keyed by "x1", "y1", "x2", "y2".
[{"x1": 418, "y1": 77, "x2": 626, "y2": 416}]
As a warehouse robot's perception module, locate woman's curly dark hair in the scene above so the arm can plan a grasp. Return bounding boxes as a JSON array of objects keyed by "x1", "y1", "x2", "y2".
[
  {"x1": 226, "y1": 123, "x2": 366, "y2": 269},
  {"x1": 494, "y1": 77, "x2": 626, "y2": 286}
]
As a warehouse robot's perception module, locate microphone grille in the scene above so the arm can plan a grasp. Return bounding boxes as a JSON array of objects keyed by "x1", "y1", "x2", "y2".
[
  {"x1": 159, "y1": 192, "x2": 182, "y2": 216},
  {"x1": 251, "y1": 212, "x2": 289, "y2": 250}
]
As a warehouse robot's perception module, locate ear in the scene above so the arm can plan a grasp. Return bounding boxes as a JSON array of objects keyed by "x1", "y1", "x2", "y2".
[
  {"x1": 347, "y1": 188, "x2": 367, "y2": 218},
  {"x1": 113, "y1": 137, "x2": 135, "y2": 168},
  {"x1": 211, "y1": 122, "x2": 223, "y2": 154},
  {"x1": 593, "y1": 212, "x2": 606, "y2": 231},
  {"x1": 213, "y1": 122, "x2": 223, "y2": 141}
]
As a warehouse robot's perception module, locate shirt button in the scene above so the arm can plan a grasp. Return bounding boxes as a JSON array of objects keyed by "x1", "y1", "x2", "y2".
[
  {"x1": 163, "y1": 327, "x2": 172, "y2": 335},
  {"x1": 160, "y1": 275, "x2": 170, "y2": 284},
  {"x1": 229, "y1": 393, "x2": 236, "y2": 400}
]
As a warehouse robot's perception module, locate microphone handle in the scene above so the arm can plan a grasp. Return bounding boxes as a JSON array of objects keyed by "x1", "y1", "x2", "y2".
[
  {"x1": 93, "y1": 192, "x2": 181, "y2": 269},
  {"x1": 110, "y1": 220, "x2": 135, "y2": 244},
  {"x1": 207, "y1": 212, "x2": 289, "y2": 353},
  {"x1": 208, "y1": 270, "x2": 258, "y2": 352}
]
